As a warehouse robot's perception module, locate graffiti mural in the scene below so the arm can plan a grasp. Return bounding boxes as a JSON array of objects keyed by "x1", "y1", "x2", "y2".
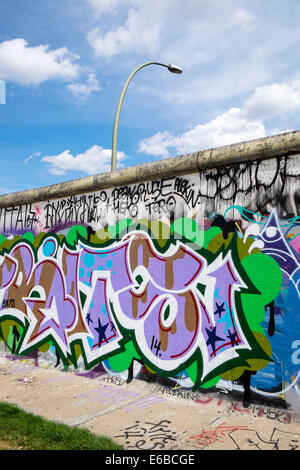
[
  {"x1": 0, "y1": 155, "x2": 299, "y2": 409},
  {"x1": 0, "y1": 213, "x2": 293, "y2": 391},
  {"x1": 223, "y1": 206, "x2": 300, "y2": 405}
]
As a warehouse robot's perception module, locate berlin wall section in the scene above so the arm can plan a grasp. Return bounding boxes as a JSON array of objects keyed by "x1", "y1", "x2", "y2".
[{"x1": 0, "y1": 132, "x2": 299, "y2": 411}]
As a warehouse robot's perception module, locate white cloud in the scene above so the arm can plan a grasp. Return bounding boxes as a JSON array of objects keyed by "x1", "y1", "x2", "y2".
[
  {"x1": 41, "y1": 145, "x2": 127, "y2": 175},
  {"x1": 138, "y1": 131, "x2": 173, "y2": 158},
  {"x1": 138, "y1": 108, "x2": 266, "y2": 157},
  {"x1": 136, "y1": 46, "x2": 269, "y2": 106},
  {"x1": 87, "y1": 2, "x2": 161, "y2": 58},
  {"x1": 232, "y1": 8, "x2": 256, "y2": 32},
  {"x1": 25, "y1": 151, "x2": 41, "y2": 164},
  {"x1": 0, "y1": 38, "x2": 80, "y2": 86},
  {"x1": 244, "y1": 80, "x2": 300, "y2": 120},
  {"x1": 138, "y1": 77, "x2": 300, "y2": 158},
  {"x1": 87, "y1": 0, "x2": 255, "y2": 59},
  {"x1": 67, "y1": 73, "x2": 101, "y2": 101}
]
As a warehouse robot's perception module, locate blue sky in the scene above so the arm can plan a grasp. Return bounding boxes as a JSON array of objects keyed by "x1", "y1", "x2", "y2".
[{"x1": 0, "y1": 0, "x2": 300, "y2": 194}]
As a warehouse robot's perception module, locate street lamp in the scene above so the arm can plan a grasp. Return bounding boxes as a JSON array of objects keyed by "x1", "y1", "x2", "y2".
[{"x1": 111, "y1": 61, "x2": 183, "y2": 172}]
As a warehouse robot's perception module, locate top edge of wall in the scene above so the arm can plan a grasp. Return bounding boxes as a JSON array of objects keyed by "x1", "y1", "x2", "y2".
[{"x1": 1, "y1": 130, "x2": 300, "y2": 208}]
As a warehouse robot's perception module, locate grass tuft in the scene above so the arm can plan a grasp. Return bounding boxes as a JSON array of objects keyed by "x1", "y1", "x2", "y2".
[{"x1": 0, "y1": 401, "x2": 123, "y2": 450}]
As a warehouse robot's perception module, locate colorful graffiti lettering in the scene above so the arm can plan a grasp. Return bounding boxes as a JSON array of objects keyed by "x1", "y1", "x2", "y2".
[{"x1": 0, "y1": 214, "x2": 284, "y2": 391}]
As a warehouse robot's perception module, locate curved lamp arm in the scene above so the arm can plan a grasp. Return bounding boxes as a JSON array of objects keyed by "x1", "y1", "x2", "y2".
[{"x1": 111, "y1": 61, "x2": 182, "y2": 172}]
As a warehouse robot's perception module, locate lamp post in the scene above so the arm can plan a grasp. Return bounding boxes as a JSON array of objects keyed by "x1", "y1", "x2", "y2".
[{"x1": 111, "y1": 61, "x2": 182, "y2": 172}]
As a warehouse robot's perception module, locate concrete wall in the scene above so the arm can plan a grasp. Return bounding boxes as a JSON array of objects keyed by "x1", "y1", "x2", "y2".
[{"x1": 0, "y1": 130, "x2": 299, "y2": 410}]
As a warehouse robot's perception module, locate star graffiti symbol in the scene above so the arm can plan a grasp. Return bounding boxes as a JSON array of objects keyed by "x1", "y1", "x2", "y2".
[
  {"x1": 205, "y1": 326, "x2": 224, "y2": 357},
  {"x1": 227, "y1": 329, "x2": 239, "y2": 347},
  {"x1": 40, "y1": 297, "x2": 60, "y2": 327},
  {"x1": 214, "y1": 301, "x2": 226, "y2": 318},
  {"x1": 86, "y1": 312, "x2": 93, "y2": 326},
  {"x1": 94, "y1": 318, "x2": 109, "y2": 348}
]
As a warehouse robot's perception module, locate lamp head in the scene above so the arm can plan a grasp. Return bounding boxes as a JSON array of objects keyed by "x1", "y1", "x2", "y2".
[{"x1": 167, "y1": 64, "x2": 183, "y2": 74}]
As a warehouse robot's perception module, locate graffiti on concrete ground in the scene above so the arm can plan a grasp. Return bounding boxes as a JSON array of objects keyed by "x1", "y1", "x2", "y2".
[
  {"x1": 189, "y1": 422, "x2": 249, "y2": 448},
  {"x1": 189, "y1": 423, "x2": 300, "y2": 450},
  {"x1": 229, "y1": 426, "x2": 300, "y2": 450},
  {"x1": 0, "y1": 205, "x2": 299, "y2": 407},
  {"x1": 77, "y1": 384, "x2": 166, "y2": 412},
  {"x1": 114, "y1": 419, "x2": 178, "y2": 450}
]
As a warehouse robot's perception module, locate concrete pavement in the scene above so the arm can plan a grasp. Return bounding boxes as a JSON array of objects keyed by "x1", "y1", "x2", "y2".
[{"x1": 0, "y1": 353, "x2": 299, "y2": 451}]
